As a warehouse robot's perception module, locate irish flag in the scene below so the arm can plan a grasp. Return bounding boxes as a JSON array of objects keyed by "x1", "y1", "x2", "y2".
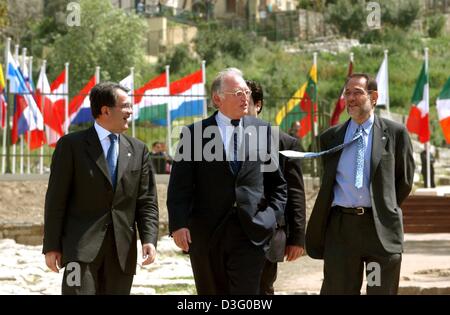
[
  {"x1": 406, "y1": 62, "x2": 430, "y2": 143},
  {"x1": 437, "y1": 77, "x2": 450, "y2": 144},
  {"x1": 275, "y1": 63, "x2": 317, "y2": 138}
]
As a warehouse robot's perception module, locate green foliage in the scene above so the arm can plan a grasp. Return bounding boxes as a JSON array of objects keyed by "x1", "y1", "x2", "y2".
[
  {"x1": 156, "y1": 44, "x2": 199, "y2": 75},
  {"x1": 426, "y1": 15, "x2": 446, "y2": 38},
  {"x1": 194, "y1": 24, "x2": 256, "y2": 63},
  {"x1": 0, "y1": 0, "x2": 9, "y2": 34},
  {"x1": 380, "y1": 0, "x2": 421, "y2": 30},
  {"x1": 46, "y1": 0, "x2": 146, "y2": 96},
  {"x1": 324, "y1": 0, "x2": 365, "y2": 38}
]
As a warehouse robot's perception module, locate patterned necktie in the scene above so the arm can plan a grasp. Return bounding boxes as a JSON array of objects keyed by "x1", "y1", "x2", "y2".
[
  {"x1": 107, "y1": 134, "x2": 118, "y2": 189},
  {"x1": 355, "y1": 126, "x2": 365, "y2": 189},
  {"x1": 230, "y1": 119, "x2": 242, "y2": 175}
]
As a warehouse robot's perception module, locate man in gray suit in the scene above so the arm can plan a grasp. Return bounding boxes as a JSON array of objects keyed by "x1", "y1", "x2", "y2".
[
  {"x1": 43, "y1": 82, "x2": 159, "y2": 294},
  {"x1": 306, "y1": 73, "x2": 415, "y2": 295}
]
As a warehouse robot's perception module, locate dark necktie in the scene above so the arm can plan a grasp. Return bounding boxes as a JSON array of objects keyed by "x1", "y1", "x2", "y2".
[
  {"x1": 230, "y1": 119, "x2": 242, "y2": 175},
  {"x1": 354, "y1": 126, "x2": 365, "y2": 189},
  {"x1": 107, "y1": 134, "x2": 118, "y2": 189}
]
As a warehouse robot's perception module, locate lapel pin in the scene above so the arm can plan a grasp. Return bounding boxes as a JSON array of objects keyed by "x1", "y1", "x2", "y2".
[
  {"x1": 127, "y1": 152, "x2": 131, "y2": 157},
  {"x1": 382, "y1": 136, "x2": 386, "y2": 140}
]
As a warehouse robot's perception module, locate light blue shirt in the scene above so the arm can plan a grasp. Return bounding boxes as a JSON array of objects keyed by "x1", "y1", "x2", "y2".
[
  {"x1": 94, "y1": 122, "x2": 119, "y2": 160},
  {"x1": 332, "y1": 115, "x2": 374, "y2": 208}
]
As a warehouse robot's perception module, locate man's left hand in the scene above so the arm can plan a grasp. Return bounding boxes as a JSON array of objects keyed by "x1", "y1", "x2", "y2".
[
  {"x1": 285, "y1": 245, "x2": 304, "y2": 262},
  {"x1": 142, "y1": 243, "x2": 156, "y2": 265}
]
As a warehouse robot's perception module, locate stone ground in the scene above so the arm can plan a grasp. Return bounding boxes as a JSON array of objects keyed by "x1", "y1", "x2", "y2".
[{"x1": 1, "y1": 177, "x2": 450, "y2": 294}]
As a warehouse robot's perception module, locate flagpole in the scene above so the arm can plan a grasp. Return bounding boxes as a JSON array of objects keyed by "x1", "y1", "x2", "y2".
[
  {"x1": 40, "y1": 60, "x2": 46, "y2": 175},
  {"x1": 12, "y1": 44, "x2": 19, "y2": 174},
  {"x1": 2, "y1": 37, "x2": 11, "y2": 174},
  {"x1": 384, "y1": 49, "x2": 390, "y2": 119},
  {"x1": 65, "y1": 62, "x2": 69, "y2": 134},
  {"x1": 202, "y1": 60, "x2": 207, "y2": 118},
  {"x1": 311, "y1": 52, "x2": 318, "y2": 176},
  {"x1": 21, "y1": 48, "x2": 27, "y2": 174},
  {"x1": 165, "y1": 65, "x2": 172, "y2": 156},
  {"x1": 27, "y1": 53, "x2": 33, "y2": 174},
  {"x1": 130, "y1": 67, "x2": 135, "y2": 138},
  {"x1": 95, "y1": 66, "x2": 100, "y2": 84},
  {"x1": 424, "y1": 47, "x2": 431, "y2": 188}
]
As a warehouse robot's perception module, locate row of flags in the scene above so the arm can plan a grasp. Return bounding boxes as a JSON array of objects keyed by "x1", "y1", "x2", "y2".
[
  {"x1": 275, "y1": 49, "x2": 450, "y2": 147},
  {"x1": 0, "y1": 50, "x2": 206, "y2": 151}
]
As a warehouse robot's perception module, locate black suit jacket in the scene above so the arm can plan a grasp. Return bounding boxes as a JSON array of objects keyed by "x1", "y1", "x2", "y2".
[
  {"x1": 306, "y1": 116, "x2": 415, "y2": 259},
  {"x1": 167, "y1": 112, "x2": 287, "y2": 250},
  {"x1": 43, "y1": 126, "x2": 159, "y2": 274}
]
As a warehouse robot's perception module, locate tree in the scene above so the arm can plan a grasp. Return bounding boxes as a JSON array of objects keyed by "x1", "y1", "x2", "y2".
[
  {"x1": 46, "y1": 0, "x2": 146, "y2": 94},
  {"x1": 324, "y1": 0, "x2": 365, "y2": 38}
]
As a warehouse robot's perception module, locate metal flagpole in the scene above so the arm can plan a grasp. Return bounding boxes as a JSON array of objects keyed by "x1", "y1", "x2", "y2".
[
  {"x1": 130, "y1": 67, "x2": 135, "y2": 138},
  {"x1": 39, "y1": 60, "x2": 46, "y2": 174},
  {"x1": 21, "y1": 48, "x2": 27, "y2": 174},
  {"x1": 384, "y1": 49, "x2": 391, "y2": 119},
  {"x1": 64, "y1": 62, "x2": 69, "y2": 134},
  {"x1": 202, "y1": 60, "x2": 207, "y2": 118},
  {"x1": 95, "y1": 66, "x2": 100, "y2": 84},
  {"x1": 165, "y1": 65, "x2": 172, "y2": 156},
  {"x1": 311, "y1": 52, "x2": 318, "y2": 176},
  {"x1": 2, "y1": 37, "x2": 11, "y2": 174},
  {"x1": 424, "y1": 47, "x2": 431, "y2": 188},
  {"x1": 12, "y1": 44, "x2": 19, "y2": 174}
]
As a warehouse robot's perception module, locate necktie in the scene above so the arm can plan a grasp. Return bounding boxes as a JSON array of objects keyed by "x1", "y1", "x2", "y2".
[
  {"x1": 230, "y1": 119, "x2": 241, "y2": 175},
  {"x1": 107, "y1": 134, "x2": 118, "y2": 189},
  {"x1": 354, "y1": 126, "x2": 365, "y2": 189}
]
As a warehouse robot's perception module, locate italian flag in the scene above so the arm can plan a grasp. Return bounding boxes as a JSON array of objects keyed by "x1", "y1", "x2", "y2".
[
  {"x1": 437, "y1": 77, "x2": 450, "y2": 144},
  {"x1": 406, "y1": 62, "x2": 430, "y2": 143}
]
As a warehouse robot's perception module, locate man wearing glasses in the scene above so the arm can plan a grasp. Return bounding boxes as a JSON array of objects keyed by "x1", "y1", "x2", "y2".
[
  {"x1": 306, "y1": 73, "x2": 415, "y2": 294},
  {"x1": 43, "y1": 82, "x2": 159, "y2": 294},
  {"x1": 168, "y1": 68, "x2": 287, "y2": 294}
]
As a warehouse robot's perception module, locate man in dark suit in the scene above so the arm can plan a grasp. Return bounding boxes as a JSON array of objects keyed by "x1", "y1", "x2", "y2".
[
  {"x1": 306, "y1": 73, "x2": 415, "y2": 295},
  {"x1": 43, "y1": 82, "x2": 159, "y2": 295},
  {"x1": 167, "y1": 68, "x2": 287, "y2": 295},
  {"x1": 246, "y1": 80, "x2": 306, "y2": 295}
]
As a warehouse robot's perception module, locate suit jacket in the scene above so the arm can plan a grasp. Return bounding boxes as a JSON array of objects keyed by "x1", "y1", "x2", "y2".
[
  {"x1": 43, "y1": 126, "x2": 159, "y2": 274},
  {"x1": 167, "y1": 112, "x2": 287, "y2": 250},
  {"x1": 306, "y1": 116, "x2": 415, "y2": 259},
  {"x1": 266, "y1": 131, "x2": 306, "y2": 262}
]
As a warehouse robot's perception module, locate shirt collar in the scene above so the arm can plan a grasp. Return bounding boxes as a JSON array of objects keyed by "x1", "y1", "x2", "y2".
[
  {"x1": 216, "y1": 111, "x2": 242, "y2": 128},
  {"x1": 349, "y1": 114, "x2": 374, "y2": 135},
  {"x1": 94, "y1": 122, "x2": 119, "y2": 141}
]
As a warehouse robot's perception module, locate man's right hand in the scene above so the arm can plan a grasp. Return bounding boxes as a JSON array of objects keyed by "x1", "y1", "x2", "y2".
[
  {"x1": 172, "y1": 228, "x2": 191, "y2": 252},
  {"x1": 45, "y1": 251, "x2": 62, "y2": 273}
]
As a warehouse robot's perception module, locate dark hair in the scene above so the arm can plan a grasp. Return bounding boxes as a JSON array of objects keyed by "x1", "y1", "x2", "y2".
[
  {"x1": 89, "y1": 82, "x2": 129, "y2": 118},
  {"x1": 245, "y1": 80, "x2": 264, "y2": 114},
  {"x1": 345, "y1": 73, "x2": 377, "y2": 92},
  {"x1": 152, "y1": 141, "x2": 160, "y2": 148}
]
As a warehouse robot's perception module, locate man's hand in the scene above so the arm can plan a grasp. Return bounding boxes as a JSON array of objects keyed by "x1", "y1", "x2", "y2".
[
  {"x1": 45, "y1": 251, "x2": 62, "y2": 273},
  {"x1": 172, "y1": 228, "x2": 191, "y2": 252},
  {"x1": 285, "y1": 245, "x2": 304, "y2": 262},
  {"x1": 142, "y1": 243, "x2": 156, "y2": 265}
]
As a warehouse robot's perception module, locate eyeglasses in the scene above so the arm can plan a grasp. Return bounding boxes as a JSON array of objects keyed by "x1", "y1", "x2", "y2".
[
  {"x1": 116, "y1": 103, "x2": 133, "y2": 110},
  {"x1": 222, "y1": 89, "x2": 252, "y2": 98}
]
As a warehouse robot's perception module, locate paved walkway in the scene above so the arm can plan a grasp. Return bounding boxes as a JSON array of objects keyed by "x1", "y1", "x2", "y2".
[{"x1": 275, "y1": 233, "x2": 450, "y2": 294}]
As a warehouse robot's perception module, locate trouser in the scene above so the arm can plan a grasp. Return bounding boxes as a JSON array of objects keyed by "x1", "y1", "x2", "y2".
[
  {"x1": 61, "y1": 225, "x2": 134, "y2": 295},
  {"x1": 321, "y1": 207, "x2": 402, "y2": 295},
  {"x1": 259, "y1": 259, "x2": 278, "y2": 295}
]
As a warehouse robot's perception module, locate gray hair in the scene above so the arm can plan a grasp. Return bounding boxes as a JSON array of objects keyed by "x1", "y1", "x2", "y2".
[{"x1": 210, "y1": 67, "x2": 244, "y2": 108}]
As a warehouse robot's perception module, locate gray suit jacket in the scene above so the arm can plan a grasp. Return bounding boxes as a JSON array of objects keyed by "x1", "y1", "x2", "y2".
[
  {"x1": 306, "y1": 116, "x2": 415, "y2": 259},
  {"x1": 43, "y1": 126, "x2": 159, "y2": 274}
]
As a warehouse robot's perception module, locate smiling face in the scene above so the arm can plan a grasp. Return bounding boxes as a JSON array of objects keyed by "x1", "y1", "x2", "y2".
[
  {"x1": 100, "y1": 89, "x2": 132, "y2": 134},
  {"x1": 213, "y1": 74, "x2": 249, "y2": 120},
  {"x1": 344, "y1": 76, "x2": 378, "y2": 125}
]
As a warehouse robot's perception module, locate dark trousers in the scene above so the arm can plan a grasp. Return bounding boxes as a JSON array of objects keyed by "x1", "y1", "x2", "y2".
[
  {"x1": 61, "y1": 225, "x2": 134, "y2": 295},
  {"x1": 190, "y1": 215, "x2": 266, "y2": 295},
  {"x1": 321, "y1": 208, "x2": 402, "y2": 295},
  {"x1": 260, "y1": 260, "x2": 278, "y2": 295}
]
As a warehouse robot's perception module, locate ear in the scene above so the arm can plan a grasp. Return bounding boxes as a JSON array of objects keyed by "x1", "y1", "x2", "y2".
[
  {"x1": 212, "y1": 93, "x2": 222, "y2": 107},
  {"x1": 370, "y1": 91, "x2": 378, "y2": 106},
  {"x1": 100, "y1": 105, "x2": 110, "y2": 116},
  {"x1": 256, "y1": 100, "x2": 262, "y2": 113}
]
